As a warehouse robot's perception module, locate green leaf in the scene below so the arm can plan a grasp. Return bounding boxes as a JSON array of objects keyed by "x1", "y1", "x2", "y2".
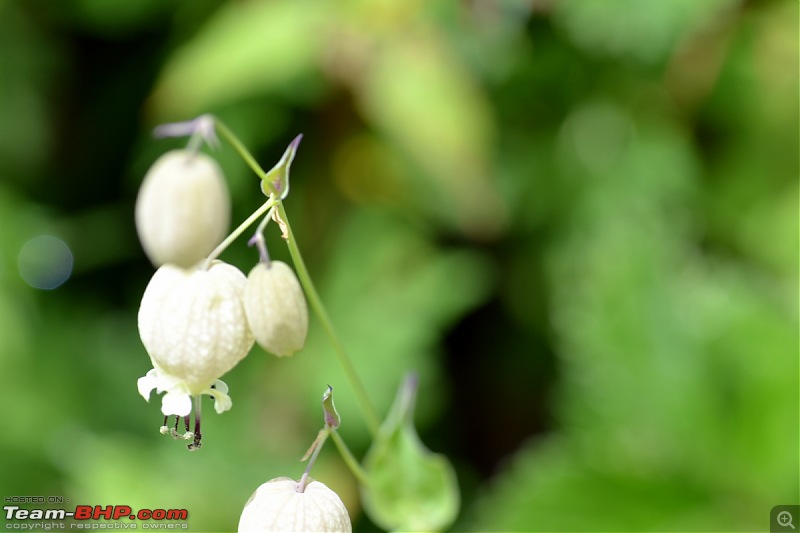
[
  {"x1": 359, "y1": 35, "x2": 505, "y2": 237},
  {"x1": 361, "y1": 374, "x2": 459, "y2": 532},
  {"x1": 553, "y1": 0, "x2": 736, "y2": 64},
  {"x1": 151, "y1": 0, "x2": 330, "y2": 116}
]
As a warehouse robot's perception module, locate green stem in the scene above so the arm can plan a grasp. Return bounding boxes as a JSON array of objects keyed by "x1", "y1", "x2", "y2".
[
  {"x1": 215, "y1": 120, "x2": 269, "y2": 184},
  {"x1": 251, "y1": 207, "x2": 276, "y2": 264},
  {"x1": 330, "y1": 430, "x2": 370, "y2": 486},
  {"x1": 203, "y1": 197, "x2": 275, "y2": 269},
  {"x1": 213, "y1": 116, "x2": 381, "y2": 437},
  {"x1": 298, "y1": 429, "x2": 329, "y2": 493},
  {"x1": 276, "y1": 201, "x2": 381, "y2": 436}
]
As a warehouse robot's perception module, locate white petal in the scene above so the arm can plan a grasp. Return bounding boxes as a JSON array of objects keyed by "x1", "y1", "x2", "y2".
[
  {"x1": 137, "y1": 369, "x2": 159, "y2": 401},
  {"x1": 153, "y1": 369, "x2": 183, "y2": 394},
  {"x1": 208, "y1": 388, "x2": 233, "y2": 414},
  {"x1": 212, "y1": 379, "x2": 229, "y2": 394},
  {"x1": 161, "y1": 390, "x2": 192, "y2": 416}
]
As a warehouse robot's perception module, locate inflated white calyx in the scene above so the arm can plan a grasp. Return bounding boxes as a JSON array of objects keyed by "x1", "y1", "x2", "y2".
[
  {"x1": 244, "y1": 261, "x2": 308, "y2": 357},
  {"x1": 136, "y1": 150, "x2": 231, "y2": 268},
  {"x1": 137, "y1": 261, "x2": 254, "y2": 415},
  {"x1": 238, "y1": 477, "x2": 351, "y2": 533}
]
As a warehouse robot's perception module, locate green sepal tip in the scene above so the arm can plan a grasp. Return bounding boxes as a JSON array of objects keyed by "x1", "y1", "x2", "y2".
[
  {"x1": 322, "y1": 385, "x2": 340, "y2": 429},
  {"x1": 261, "y1": 134, "x2": 302, "y2": 199}
]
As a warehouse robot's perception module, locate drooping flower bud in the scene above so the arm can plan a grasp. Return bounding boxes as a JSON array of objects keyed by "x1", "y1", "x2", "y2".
[
  {"x1": 138, "y1": 261, "x2": 254, "y2": 397},
  {"x1": 136, "y1": 150, "x2": 231, "y2": 268},
  {"x1": 361, "y1": 374, "x2": 460, "y2": 532},
  {"x1": 238, "y1": 477, "x2": 351, "y2": 533},
  {"x1": 244, "y1": 261, "x2": 308, "y2": 357}
]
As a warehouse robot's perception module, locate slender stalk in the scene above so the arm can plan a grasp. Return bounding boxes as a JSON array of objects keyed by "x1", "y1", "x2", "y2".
[
  {"x1": 203, "y1": 197, "x2": 275, "y2": 268},
  {"x1": 255, "y1": 207, "x2": 274, "y2": 235},
  {"x1": 330, "y1": 430, "x2": 370, "y2": 486},
  {"x1": 276, "y1": 200, "x2": 381, "y2": 436},
  {"x1": 185, "y1": 126, "x2": 204, "y2": 154},
  {"x1": 213, "y1": 116, "x2": 381, "y2": 436},
  {"x1": 298, "y1": 430, "x2": 328, "y2": 493},
  {"x1": 249, "y1": 207, "x2": 276, "y2": 264},
  {"x1": 215, "y1": 120, "x2": 269, "y2": 181}
]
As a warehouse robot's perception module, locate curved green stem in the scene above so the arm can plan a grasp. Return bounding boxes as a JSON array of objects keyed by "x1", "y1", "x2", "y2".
[
  {"x1": 250, "y1": 207, "x2": 276, "y2": 264},
  {"x1": 330, "y1": 430, "x2": 370, "y2": 486},
  {"x1": 213, "y1": 117, "x2": 381, "y2": 436},
  {"x1": 214, "y1": 120, "x2": 269, "y2": 184},
  {"x1": 203, "y1": 197, "x2": 275, "y2": 269},
  {"x1": 299, "y1": 429, "x2": 329, "y2": 493},
  {"x1": 276, "y1": 201, "x2": 381, "y2": 436}
]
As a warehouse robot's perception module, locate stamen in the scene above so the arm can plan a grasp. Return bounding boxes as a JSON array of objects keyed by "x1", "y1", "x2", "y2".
[
  {"x1": 188, "y1": 396, "x2": 203, "y2": 451},
  {"x1": 154, "y1": 397, "x2": 207, "y2": 450},
  {"x1": 170, "y1": 415, "x2": 185, "y2": 439}
]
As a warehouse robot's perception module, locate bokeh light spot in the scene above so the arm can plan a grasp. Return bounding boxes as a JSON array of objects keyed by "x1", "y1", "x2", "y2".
[{"x1": 18, "y1": 235, "x2": 74, "y2": 290}]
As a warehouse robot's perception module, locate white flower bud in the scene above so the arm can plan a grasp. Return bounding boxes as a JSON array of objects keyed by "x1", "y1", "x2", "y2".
[
  {"x1": 138, "y1": 261, "x2": 254, "y2": 395},
  {"x1": 136, "y1": 150, "x2": 231, "y2": 268},
  {"x1": 238, "y1": 477, "x2": 351, "y2": 533},
  {"x1": 244, "y1": 261, "x2": 308, "y2": 357}
]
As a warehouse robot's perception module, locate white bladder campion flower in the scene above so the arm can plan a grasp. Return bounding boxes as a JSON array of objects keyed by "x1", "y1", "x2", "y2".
[
  {"x1": 244, "y1": 261, "x2": 308, "y2": 357},
  {"x1": 137, "y1": 368, "x2": 231, "y2": 417},
  {"x1": 137, "y1": 260, "x2": 254, "y2": 448},
  {"x1": 136, "y1": 149, "x2": 231, "y2": 268},
  {"x1": 238, "y1": 477, "x2": 351, "y2": 533}
]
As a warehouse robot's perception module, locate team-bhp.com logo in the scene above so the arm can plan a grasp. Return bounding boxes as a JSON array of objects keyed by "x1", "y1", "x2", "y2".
[{"x1": 4, "y1": 504, "x2": 188, "y2": 529}]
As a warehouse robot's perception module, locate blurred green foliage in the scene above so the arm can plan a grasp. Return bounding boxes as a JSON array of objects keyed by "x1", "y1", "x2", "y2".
[{"x1": 0, "y1": 0, "x2": 796, "y2": 531}]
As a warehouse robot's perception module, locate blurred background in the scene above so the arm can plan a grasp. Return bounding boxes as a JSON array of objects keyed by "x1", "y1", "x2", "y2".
[{"x1": 0, "y1": 0, "x2": 797, "y2": 531}]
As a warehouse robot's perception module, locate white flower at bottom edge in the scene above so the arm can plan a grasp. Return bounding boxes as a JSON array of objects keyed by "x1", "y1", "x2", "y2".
[
  {"x1": 238, "y1": 477, "x2": 352, "y2": 533},
  {"x1": 137, "y1": 368, "x2": 232, "y2": 416}
]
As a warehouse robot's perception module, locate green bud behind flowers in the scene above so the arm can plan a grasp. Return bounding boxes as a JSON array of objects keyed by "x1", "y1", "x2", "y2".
[
  {"x1": 238, "y1": 477, "x2": 351, "y2": 533},
  {"x1": 136, "y1": 150, "x2": 230, "y2": 268},
  {"x1": 244, "y1": 261, "x2": 308, "y2": 357},
  {"x1": 360, "y1": 374, "x2": 460, "y2": 532}
]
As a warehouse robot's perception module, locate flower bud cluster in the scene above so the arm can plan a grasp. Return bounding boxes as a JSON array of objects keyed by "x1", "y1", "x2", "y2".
[
  {"x1": 135, "y1": 149, "x2": 308, "y2": 427},
  {"x1": 137, "y1": 130, "x2": 353, "y2": 533}
]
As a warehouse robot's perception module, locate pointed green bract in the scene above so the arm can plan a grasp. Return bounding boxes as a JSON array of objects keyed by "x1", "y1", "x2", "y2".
[
  {"x1": 322, "y1": 386, "x2": 340, "y2": 429},
  {"x1": 261, "y1": 134, "x2": 302, "y2": 199},
  {"x1": 361, "y1": 374, "x2": 459, "y2": 532}
]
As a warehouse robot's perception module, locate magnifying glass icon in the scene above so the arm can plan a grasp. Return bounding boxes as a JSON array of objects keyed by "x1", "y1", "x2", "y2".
[{"x1": 778, "y1": 510, "x2": 795, "y2": 529}]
